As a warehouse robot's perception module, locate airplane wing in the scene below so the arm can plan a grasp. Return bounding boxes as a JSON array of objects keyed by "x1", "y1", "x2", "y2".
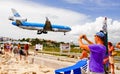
[{"x1": 43, "y1": 17, "x2": 52, "y2": 31}]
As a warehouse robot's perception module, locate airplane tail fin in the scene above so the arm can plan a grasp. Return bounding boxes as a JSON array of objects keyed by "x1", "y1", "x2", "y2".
[
  {"x1": 11, "y1": 8, "x2": 21, "y2": 17},
  {"x1": 9, "y1": 8, "x2": 27, "y2": 22}
]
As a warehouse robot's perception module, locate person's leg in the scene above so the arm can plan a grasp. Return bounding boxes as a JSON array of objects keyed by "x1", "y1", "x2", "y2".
[
  {"x1": 24, "y1": 55, "x2": 26, "y2": 60},
  {"x1": 34, "y1": 49, "x2": 37, "y2": 56},
  {"x1": 109, "y1": 56, "x2": 115, "y2": 74},
  {"x1": 35, "y1": 49, "x2": 38, "y2": 55},
  {"x1": 20, "y1": 54, "x2": 22, "y2": 60},
  {"x1": 27, "y1": 50, "x2": 29, "y2": 55},
  {"x1": 110, "y1": 64, "x2": 115, "y2": 74},
  {"x1": 19, "y1": 50, "x2": 23, "y2": 60},
  {"x1": 22, "y1": 50, "x2": 27, "y2": 60}
]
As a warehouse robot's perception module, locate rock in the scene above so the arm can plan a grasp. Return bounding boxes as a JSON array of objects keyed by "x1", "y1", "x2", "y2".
[
  {"x1": 1, "y1": 71, "x2": 8, "y2": 74},
  {"x1": 116, "y1": 65, "x2": 120, "y2": 70},
  {"x1": 32, "y1": 72, "x2": 36, "y2": 74},
  {"x1": 29, "y1": 58, "x2": 34, "y2": 64},
  {"x1": 41, "y1": 70, "x2": 50, "y2": 73},
  {"x1": 23, "y1": 72, "x2": 29, "y2": 74},
  {"x1": 0, "y1": 67, "x2": 1, "y2": 69},
  {"x1": 25, "y1": 60, "x2": 29, "y2": 64}
]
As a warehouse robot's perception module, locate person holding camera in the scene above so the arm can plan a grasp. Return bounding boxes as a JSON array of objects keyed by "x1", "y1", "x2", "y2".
[{"x1": 78, "y1": 32, "x2": 106, "y2": 74}]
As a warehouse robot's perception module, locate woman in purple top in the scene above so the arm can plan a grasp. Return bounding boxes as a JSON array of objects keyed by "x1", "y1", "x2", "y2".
[{"x1": 79, "y1": 32, "x2": 106, "y2": 74}]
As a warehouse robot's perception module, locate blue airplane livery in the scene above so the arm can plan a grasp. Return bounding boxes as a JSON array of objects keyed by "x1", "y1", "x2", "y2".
[{"x1": 9, "y1": 8, "x2": 71, "y2": 35}]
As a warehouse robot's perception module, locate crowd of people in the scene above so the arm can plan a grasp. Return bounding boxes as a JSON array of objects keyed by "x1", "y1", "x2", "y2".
[
  {"x1": 0, "y1": 42, "x2": 43, "y2": 60},
  {"x1": 0, "y1": 43, "x2": 29, "y2": 61},
  {"x1": 0, "y1": 32, "x2": 120, "y2": 74}
]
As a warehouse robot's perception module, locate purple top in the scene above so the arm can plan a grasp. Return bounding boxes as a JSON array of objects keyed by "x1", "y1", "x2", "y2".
[{"x1": 88, "y1": 44, "x2": 106, "y2": 73}]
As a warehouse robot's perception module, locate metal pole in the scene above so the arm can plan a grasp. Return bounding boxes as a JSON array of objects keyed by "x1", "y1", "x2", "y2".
[{"x1": 102, "y1": 17, "x2": 109, "y2": 74}]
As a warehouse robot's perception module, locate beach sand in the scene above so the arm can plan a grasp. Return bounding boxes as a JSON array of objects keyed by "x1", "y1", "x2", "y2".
[
  {"x1": 0, "y1": 53, "x2": 54, "y2": 74},
  {"x1": 0, "y1": 52, "x2": 120, "y2": 74}
]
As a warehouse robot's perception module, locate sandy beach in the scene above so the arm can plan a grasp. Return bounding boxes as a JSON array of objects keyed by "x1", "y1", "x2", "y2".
[
  {"x1": 0, "y1": 53, "x2": 55, "y2": 74},
  {"x1": 0, "y1": 52, "x2": 77, "y2": 74},
  {"x1": 0, "y1": 52, "x2": 120, "y2": 74}
]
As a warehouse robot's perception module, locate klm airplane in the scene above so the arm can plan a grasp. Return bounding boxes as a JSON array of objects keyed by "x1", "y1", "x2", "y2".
[{"x1": 9, "y1": 8, "x2": 71, "y2": 35}]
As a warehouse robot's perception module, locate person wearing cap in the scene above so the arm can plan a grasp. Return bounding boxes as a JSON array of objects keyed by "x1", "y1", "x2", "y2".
[{"x1": 79, "y1": 32, "x2": 106, "y2": 74}]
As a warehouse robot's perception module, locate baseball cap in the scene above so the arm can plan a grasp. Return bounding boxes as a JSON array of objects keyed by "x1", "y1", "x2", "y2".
[{"x1": 96, "y1": 32, "x2": 105, "y2": 38}]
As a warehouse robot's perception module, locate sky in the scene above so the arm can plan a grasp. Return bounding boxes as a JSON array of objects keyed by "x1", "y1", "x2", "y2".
[{"x1": 0, "y1": 0, "x2": 120, "y2": 44}]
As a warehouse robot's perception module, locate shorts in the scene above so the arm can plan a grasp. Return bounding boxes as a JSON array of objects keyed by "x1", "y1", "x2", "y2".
[
  {"x1": 1, "y1": 47, "x2": 3, "y2": 50},
  {"x1": 35, "y1": 49, "x2": 38, "y2": 51},
  {"x1": 109, "y1": 56, "x2": 114, "y2": 64},
  {"x1": 19, "y1": 50, "x2": 25, "y2": 56},
  {"x1": 90, "y1": 72, "x2": 104, "y2": 74}
]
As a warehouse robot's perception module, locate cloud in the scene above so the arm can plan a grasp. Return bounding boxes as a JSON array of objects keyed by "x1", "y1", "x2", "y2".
[
  {"x1": 63, "y1": 0, "x2": 85, "y2": 4},
  {"x1": 70, "y1": 17, "x2": 120, "y2": 43},
  {"x1": 0, "y1": 0, "x2": 120, "y2": 44},
  {"x1": 0, "y1": 0, "x2": 89, "y2": 43},
  {"x1": 108, "y1": 20, "x2": 120, "y2": 42}
]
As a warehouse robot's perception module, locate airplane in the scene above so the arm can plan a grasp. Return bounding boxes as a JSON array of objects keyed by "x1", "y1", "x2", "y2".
[{"x1": 9, "y1": 8, "x2": 71, "y2": 35}]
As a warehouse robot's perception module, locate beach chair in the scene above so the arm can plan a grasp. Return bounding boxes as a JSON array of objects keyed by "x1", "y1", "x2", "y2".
[{"x1": 55, "y1": 59, "x2": 87, "y2": 74}]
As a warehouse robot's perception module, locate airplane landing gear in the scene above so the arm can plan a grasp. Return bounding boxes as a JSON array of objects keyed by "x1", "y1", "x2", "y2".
[
  {"x1": 43, "y1": 31, "x2": 48, "y2": 34},
  {"x1": 37, "y1": 30, "x2": 42, "y2": 34},
  {"x1": 64, "y1": 32, "x2": 66, "y2": 35},
  {"x1": 37, "y1": 30, "x2": 48, "y2": 34}
]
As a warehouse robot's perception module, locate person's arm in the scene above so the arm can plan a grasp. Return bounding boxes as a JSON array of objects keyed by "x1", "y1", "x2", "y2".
[
  {"x1": 80, "y1": 50, "x2": 88, "y2": 59},
  {"x1": 109, "y1": 46, "x2": 114, "y2": 52},
  {"x1": 83, "y1": 35, "x2": 94, "y2": 44},
  {"x1": 79, "y1": 51, "x2": 84, "y2": 59},
  {"x1": 79, "y1": 35, "x2": 90, "y2": 51}
]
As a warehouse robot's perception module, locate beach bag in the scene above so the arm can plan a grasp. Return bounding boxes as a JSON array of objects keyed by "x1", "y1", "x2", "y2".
[{"x1": 111, "y1": 51, "x2": 117, "y2": 56}]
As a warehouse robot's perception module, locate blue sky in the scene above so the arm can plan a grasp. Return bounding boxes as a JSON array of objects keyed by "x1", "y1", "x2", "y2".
[
  {"x1": 0, "y1": 0, "x2": 120, "y2": 44},
  {"x1": 29, "y1": 0, "x2": 120, "y2": 20}
]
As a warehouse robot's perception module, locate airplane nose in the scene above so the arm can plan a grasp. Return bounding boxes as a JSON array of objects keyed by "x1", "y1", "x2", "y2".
[{"x1": 68, "y1": 27, "x2": 72, "y2": 31}]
